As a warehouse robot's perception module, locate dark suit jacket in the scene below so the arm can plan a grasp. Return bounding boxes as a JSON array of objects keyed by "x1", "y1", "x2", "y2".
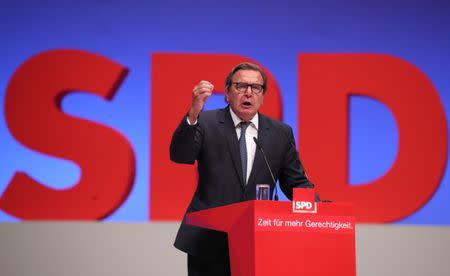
[{"x1": 170, "y1": 106, "x2": 313, "y2": 258}]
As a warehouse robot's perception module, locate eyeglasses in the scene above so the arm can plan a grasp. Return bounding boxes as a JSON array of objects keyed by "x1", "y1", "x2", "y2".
[{"x1": 232, "y1": 82, "x2": 264, "y2": 94}]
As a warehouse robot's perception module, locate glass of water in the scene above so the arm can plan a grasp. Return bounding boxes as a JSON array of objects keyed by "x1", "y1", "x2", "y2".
[{"x1": 256, "y1": 184, "x2": 270, "y2": 200}]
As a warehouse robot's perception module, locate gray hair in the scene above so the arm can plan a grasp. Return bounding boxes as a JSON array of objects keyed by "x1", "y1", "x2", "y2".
[{"x1": 224, "y1": 62, "x2": 267, "y2": 94}]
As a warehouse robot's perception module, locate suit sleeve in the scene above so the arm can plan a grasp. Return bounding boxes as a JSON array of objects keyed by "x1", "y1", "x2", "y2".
[
  {"x1": 170, "y1": 114, "x2": 203, "y2": 164},
  {"x1": 278, "y1": 125, "x2": 314, "y2": 200}
]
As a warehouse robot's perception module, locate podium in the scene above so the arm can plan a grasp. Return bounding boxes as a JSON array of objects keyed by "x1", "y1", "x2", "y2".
[{"x1": 186, "y1": 200, "x2": 355, "y2": 276}]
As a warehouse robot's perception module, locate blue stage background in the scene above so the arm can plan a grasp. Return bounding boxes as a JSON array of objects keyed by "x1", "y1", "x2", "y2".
[{"x1": 1, "y1": 0, "x2": 449, "y2": 223}]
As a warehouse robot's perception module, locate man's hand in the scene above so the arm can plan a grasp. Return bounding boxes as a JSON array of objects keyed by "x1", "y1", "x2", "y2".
[{"x1": 188, "y1": 80, "x2": 214, "y2": 124}]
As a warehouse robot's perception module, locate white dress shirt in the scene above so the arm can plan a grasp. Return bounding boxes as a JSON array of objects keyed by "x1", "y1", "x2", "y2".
[{"x1": 229, "y1": 108, "x2": 258, "y2": 183}]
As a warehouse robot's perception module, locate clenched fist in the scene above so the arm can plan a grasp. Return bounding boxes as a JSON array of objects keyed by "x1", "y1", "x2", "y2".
[{"x1": 188, "y1": 80, "x2": 214, "y2": 124}]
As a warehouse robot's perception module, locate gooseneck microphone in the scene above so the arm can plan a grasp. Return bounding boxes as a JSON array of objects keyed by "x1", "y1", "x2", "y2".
[{"x1": 253, "y1": 137, "x2": 279, "y2": 201}]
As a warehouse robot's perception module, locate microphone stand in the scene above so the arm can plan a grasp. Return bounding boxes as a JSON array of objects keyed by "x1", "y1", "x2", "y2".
[{"x1": 253, "y1": 137, "x2": 279, "y2": 201}]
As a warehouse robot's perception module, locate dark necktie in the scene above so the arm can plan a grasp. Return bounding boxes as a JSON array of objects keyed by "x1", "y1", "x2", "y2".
[{"x1": 239, "y1": 122, "x2": 250, "y2": 185}]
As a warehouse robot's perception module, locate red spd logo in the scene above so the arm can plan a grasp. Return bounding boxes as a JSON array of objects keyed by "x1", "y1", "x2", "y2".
[
  {"x1": 292, "y1": 188, "x2": 317, "y2": 214},
  {"x1": 292, "y1": 200, "x2": 317, "y2": 213}
]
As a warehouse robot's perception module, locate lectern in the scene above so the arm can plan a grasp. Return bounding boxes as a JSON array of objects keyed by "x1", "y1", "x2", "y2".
[{"x1": 186, "y1": 199, "x2": 355, "y2": 276}]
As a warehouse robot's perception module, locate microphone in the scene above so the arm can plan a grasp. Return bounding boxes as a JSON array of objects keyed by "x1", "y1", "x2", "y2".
[{"x1": 253, "y1": 137, "x2": 278, "y2": 201}]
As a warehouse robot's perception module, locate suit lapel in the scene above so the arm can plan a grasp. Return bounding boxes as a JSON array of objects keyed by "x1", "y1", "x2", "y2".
[{"x1": 219, "y1": 107, "x2": 245, "y2": 187}]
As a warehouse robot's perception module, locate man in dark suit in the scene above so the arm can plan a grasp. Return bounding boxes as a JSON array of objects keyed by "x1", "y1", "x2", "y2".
[{"x1": 170, "y1": 62, "x2": 314, "y2": 275}]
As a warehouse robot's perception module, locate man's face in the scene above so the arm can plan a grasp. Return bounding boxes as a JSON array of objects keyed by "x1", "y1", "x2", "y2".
[{"x1": 226, "y1": 69, "x2": 265, "y2": 122}]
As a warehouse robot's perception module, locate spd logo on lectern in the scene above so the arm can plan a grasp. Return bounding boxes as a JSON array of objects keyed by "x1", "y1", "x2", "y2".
[
  {"x1": 292, "y1": 200, "x2": 317, "y2": 214},
  {"x1": 292, "y1": 188, "x2": 317, "y2": 214}
]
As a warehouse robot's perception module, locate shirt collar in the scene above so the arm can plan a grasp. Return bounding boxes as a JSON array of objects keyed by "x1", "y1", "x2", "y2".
[{"x1": 229, "y1": 107, "x2": 259, "y2": 130}]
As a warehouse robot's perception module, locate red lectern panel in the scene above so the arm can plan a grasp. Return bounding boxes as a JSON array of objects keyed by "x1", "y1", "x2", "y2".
[{"x1": 187, "y1": 200, "x2": 355, "y2": 276}]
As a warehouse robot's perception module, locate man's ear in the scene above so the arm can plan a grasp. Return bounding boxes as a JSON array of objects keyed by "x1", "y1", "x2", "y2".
[{"x1": 225, "y1": 90, "x2": 230, "y2": 103}]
